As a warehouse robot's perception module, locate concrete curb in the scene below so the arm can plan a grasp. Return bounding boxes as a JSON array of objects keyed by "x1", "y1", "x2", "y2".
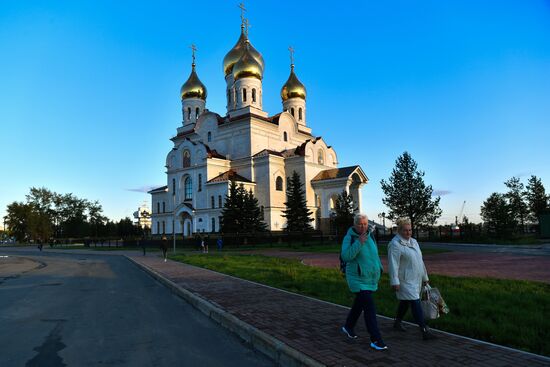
[{"x1": 125, "y1": 256, "x2": 325, "y2": 367}]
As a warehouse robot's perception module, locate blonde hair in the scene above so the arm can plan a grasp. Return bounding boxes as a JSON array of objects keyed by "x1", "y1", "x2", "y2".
[{"x1": 396, "y1": 217, "x2": 411, "y2": 231}]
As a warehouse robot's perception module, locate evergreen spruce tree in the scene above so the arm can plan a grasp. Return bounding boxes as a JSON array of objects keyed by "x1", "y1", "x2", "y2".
[
  {"x1": 243, "y1": 189, "x2": 267, "y2": 232},
  {"x1": 380, "y1": 152, "x2": 442, "y2": 232},
  {"x1": 333, "y1": 190, "x2": 355, "y2": 236},
  {"x1": 282, "y1": 171, "x2": 313, "y2": 231},
  {"x1": 221, "y1": 181, "x2": 242, "y2": 233},
  {"x1": 525, "y1": 175, "x2": 549, "y2": 225}
]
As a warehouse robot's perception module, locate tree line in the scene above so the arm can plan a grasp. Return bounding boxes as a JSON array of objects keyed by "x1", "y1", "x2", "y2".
[{"x1": 4, "y1": 187, "x2": 143, "y2": 242}]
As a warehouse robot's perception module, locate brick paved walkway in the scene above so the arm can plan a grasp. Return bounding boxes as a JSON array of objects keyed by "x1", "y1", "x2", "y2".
[
  {"x1": 248, "y1": 250, "x2": 550, "y2": 284},
  {"x1": 129, "y1": 255, "x2": 549, "y2": 367}
]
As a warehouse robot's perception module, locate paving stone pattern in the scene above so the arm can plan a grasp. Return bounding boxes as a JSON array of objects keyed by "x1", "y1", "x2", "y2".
[{"x1": 131, "y1": 255, "x2": 549, "y2": 367}]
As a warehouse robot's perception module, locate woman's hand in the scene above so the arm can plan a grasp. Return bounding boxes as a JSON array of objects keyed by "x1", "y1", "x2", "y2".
[
  {"x1": 392, "y1": 285, "x2": 400, "y2": 292},
  {"x1": 359, "y1": 232, "x2": 367, "y2": 244}
]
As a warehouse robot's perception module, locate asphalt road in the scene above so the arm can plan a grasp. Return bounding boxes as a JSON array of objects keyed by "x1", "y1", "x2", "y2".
[{"x1": 0, "y1": 251, "x2": 274, "y2": 367}]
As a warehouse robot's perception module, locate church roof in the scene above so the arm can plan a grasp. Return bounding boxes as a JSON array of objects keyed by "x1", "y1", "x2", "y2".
[
  {"x1": 207, "y1": 169, "x2": 253, "y2": 183},
  {"x1": 311, "y1": 166, "x2": 364, "y2": 182},
  {"x1": 148, "y1": 185, "x2": 168, "y2": 194},
  {"x1": 203, "y1": 144, "x2": 227, "y2": 159}
]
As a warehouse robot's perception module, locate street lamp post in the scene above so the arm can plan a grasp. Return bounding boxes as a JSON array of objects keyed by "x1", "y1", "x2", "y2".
[{"x1": 173, "y1": 194, "x2": 176, "y2": 254}]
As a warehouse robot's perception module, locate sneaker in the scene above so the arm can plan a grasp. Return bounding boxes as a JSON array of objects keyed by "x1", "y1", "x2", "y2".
[
  {"x1": 370, "y1": 340, "x2": 388, "y2": 351},
  {"x1": 422, "y1": 327, "x2": 437, "y2": 340},
  {"x1": 341, "y1": 326, "x2": 358, "y2": 339}
]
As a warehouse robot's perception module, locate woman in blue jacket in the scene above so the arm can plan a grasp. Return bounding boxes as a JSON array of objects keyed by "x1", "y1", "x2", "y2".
[{"x1": 341, "y1": 214, "x2": 387, "y2": 351}]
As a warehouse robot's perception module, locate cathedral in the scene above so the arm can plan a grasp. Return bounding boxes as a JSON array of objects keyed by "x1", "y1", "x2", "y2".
[{"x1": 149, "y1": 15, "x2": 368, "y2": 236}]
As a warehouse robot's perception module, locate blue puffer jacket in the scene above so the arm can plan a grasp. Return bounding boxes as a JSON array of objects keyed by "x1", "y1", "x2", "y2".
[{"x1": 341, "y1": 227, "x2": 383, "y2": 292}]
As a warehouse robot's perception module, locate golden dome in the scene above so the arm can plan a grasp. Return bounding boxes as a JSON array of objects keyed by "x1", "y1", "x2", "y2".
[
  {"x1": 281, "y1": 65, "x2": 306, "y2": 101},
  {"x1": 180, "y1": 64, "x2": 207, "y2": 100},
  {"x1": 223, "y1": 28, "x2": 264, "y2": 76},
  {"x1": 232, "y1": 42, "x2": 263, "y2": 80}
]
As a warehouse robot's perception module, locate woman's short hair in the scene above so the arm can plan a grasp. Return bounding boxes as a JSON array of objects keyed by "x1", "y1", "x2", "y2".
[
  {"x1": 396, "y1": 217, "x2": 411, "y2": 231},
  {"x1": 354, "y1": 213, "x2": 368, "y2": 225}
]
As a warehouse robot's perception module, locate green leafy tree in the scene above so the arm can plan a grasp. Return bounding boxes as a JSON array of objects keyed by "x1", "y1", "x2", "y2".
[
  {"x1": 380, "y1": 152, "x2": 442, "y2": 232},
  {"x1": 332, "y1": 190, "x2": 355, "y2": 237},
  {"x1": 525, "y1": 175, "x2": 549, "y2": 225},
  {"x1": 282, "y1": 171, "x2": 313, "y2": 232},
  {"x1": 480, "y1": 192, "x2": 515, "y2": 236},
  {"x1": 5, "y1": 201, "x2": 52, "y2": 242},
  {"x1": 504, "y1": 177, "x2": 528, "y2": 232}
]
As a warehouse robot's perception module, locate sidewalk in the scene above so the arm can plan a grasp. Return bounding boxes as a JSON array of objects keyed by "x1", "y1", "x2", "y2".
[{"x1": 128, "y1": 255, "x2": 550, "y2": 367}]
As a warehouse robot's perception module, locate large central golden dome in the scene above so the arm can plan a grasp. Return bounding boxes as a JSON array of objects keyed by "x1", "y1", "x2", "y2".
[
  {"x1": 223, "y1": 27, "x2": 264, "y2": 76},
  {"x1": 180, "y1": 64, "x2": 207, "y2": 100},
  {"x1": 232, "y1": 42, "x2": 263, "y2": 80},
  {"x1": 281, "y1": 65, "x2": 306, "y2": 101}
]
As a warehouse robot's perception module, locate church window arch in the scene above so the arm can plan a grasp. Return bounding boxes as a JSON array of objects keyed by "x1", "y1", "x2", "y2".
[
  {"x1": 283, "y1": 131, "x2": 288, "y2": 142},
  {"x1": 211, "y1": 217, "x2": 216, "y2": 232},
  {"x1": 207, "y1": 131, "x2": 212, "y2": 142},
  {"x1": 243, "y1": 88, "x2": 247, "y2": 102},
  {"x1": 182, "y1": 150, "x2": 191, "y2": 168},
  {"x1": 172, "y1": 178, "x2": 176, "y2": 195},
  {"x1": 227, "y1": 89, "x2": 231, "y2": 104},
  {"x1": 318, "y1": 149, "x2": 324, "y2": 165},
  {"x1": 211, "y1": 196, "x2": 215, "y2": 208},
  {"x1": 196, "y1": 107, "x2": 200, "y2": 119},
  {"x1": 187, "y1": 107, "x2": 191, "y2": 120},
  {"x1": 198, "y1": 174, "x2": 202, "y2": 192},
  {"x1": 299, "y1": 107, "x2": 303, "y2": 120},
  {"x1": 156, "y1": 221, "x2": 160, "y2": 234},
  {"x1": 184, "y1": 176, "x2": 192, "y2": 200},
  {"x1": 156, "y1": 202, "x2": 160, "y2": 214},
  {"x1": 252, "y1": 88, "x2": 257, "y2": 103},
  {"x1": 276, "y1": 176, "x2": 283, "y2": 191},
  {"x1": 290, "y1": 107, "x2": 295, "y2": 117},
  {"x1": 218, "y1": 195, "x2": 222, "y2": 208},
  {"x1": 162, "y1": 202, "x2": 166, "y2": 213}
]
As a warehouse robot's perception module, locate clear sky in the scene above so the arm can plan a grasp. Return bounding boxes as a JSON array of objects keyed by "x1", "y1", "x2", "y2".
[{"x1": 1, "y1": 0, "x2": 549, "y2": 226}]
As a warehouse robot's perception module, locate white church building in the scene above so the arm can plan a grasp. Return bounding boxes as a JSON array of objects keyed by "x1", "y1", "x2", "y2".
[{"x1": 149, "y1": 18, "x2": 368, "y2": 236}]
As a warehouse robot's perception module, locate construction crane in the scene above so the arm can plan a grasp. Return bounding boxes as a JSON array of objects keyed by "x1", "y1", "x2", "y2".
[{"x1": 452, "y1": 201, "x2": 466, "y2": 232}]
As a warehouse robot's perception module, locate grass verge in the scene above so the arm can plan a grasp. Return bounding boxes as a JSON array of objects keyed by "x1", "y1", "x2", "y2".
[{"x1": 170, "y1": 253, "x2": 549, "y2": 357}]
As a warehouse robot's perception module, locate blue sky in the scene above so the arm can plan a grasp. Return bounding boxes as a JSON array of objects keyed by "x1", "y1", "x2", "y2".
[{"x1": 1, "y1": 0, "x2": 549, "y2": 225}]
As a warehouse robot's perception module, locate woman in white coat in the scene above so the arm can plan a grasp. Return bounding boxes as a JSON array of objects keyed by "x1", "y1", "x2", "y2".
[{"x1": 388, "y1": 218, "x2": 436, "y2": 340}]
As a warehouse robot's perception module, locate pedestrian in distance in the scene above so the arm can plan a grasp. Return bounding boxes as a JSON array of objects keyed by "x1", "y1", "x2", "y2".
[
  {"x1": 141, "y1": 240, "x2": 146, "y2": 256},
  {"x1": 161, "y1": 235, "x2": 168, "y2": 262},
  {"x1": 388, "y1": 218, "x2": 436, "y2": 340},
  {"x1": 217, "y1": 237, "x2": 223, "y2": 251},
  {"x1": 204, "y1": 235, "x2": 209, "y2": 254},
  {"x1": 340, "y1": 214, "x2": 387, "y2": 351}
]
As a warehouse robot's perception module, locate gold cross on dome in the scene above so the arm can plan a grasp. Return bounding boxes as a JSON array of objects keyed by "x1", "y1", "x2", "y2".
[
  {"x1": 190, "y1": 44, "x2": 197, "y2": 64},
  {"x1": 288, "y1": 46, "x2": 295, "y2": 65},
  {"x1": 243, "y1": 18, "x2": 251, "y2": 37},
  {"x1": 238, "y1": 3, "x2": 246, "y2": 26}
]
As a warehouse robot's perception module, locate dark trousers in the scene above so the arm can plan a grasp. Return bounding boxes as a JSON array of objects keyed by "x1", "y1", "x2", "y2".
[
  {"x1": 396, "y1": 299, "x2": 425, "y2": 328},
  {"x1": 345, "y1": 290, "x2": 382, "y2": 342}
]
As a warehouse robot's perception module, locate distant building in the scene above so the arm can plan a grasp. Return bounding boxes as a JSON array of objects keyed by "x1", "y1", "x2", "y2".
[
  {"x1": 149, "y1": 14, "x2": 368, "y2": 236},
  {"x1": 133, "y1": 203, "x2": 151, "y2": 229}
]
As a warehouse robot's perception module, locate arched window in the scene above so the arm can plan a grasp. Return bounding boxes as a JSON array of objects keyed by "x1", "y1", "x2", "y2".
[
  {"x1": 198, "y1": 174, "x2": 202, "y2": 192},
  {"x1": 156, "y1": 221, "x2": 160, "y2": 234},
  {"x1": 182, "y1": 150, "x2": 191, "y2": 168},
  {"x1": 318, "y1": 149, "x2": 324, "y2": 165},
  {"x1": 299, "y1": 107, "x2": 303, "y2": 121},
  {"x1": 156, "y1": 202, "x2": 160, "y2": 214},
  {"x1": 243, "y1": 88, "x2": 247, "y2": 102},
  {"x1": 211, "y1": 196, "x2": 215, "y2": 208},
  {"x1": 283, "y1": 132, "x2": 288, "y2": 142},
  {"x1": 227, "y1": 89, "x2": 230, "y2": 104},
  {"x1": 187, "y1": 107, "x2": 191, "y2": 120},
  {"x1": 211, "y1": 217, "x2": 216, "y2": 232},
  {"x1": 207, "y1": 131, "x2": 212, "y2": 142},
  {"x1": 195, "y1": 107, "x2": 200, "y2": 119},
  {"x1": 252, "y1": 88, "x2": 256, "y2": 103},
  {"x1": 276, "y1": 176, "x2": 283, "y2": 191},
  {"x1": 290, "y1": 107, "x2": 295, "y2": 117},
  {"x1": 218, "y1": 195, "x2": 222, "y2": 208},
  {"x1": 184, "y1": 177, "x2": 192, "y2": 200},
  {"x1": 172, "y1": 178, "x2": 176, "y2": 195},
  {"x1": 162, "y1": 221, "x2": 166, "y2": 234},
  {"x1": 162, "y1": 202, "x2": 166, "y2": 213}
]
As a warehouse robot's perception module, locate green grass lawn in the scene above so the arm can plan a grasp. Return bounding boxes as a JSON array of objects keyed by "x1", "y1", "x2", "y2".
[
  {"x1": 170, "y1": 253, "x2": 550, "y2": 357},
  {"x1": 222, "y1": 243, "x2": 449, "y2": 256}
]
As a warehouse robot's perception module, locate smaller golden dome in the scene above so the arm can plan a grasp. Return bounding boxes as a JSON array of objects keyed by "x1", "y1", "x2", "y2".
[
  {"x1": 232, "y1": 42, "x2": 263, "y2": 80},
  {"x1": 223, "y1": 28, "x2": 264, "y2": 76},
  {"x1": 180, "y1": 64, "x2": 207, "y2": 100},
  {"x1": 281, "y1": 65, "x2": 306, "y2": 101}
]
